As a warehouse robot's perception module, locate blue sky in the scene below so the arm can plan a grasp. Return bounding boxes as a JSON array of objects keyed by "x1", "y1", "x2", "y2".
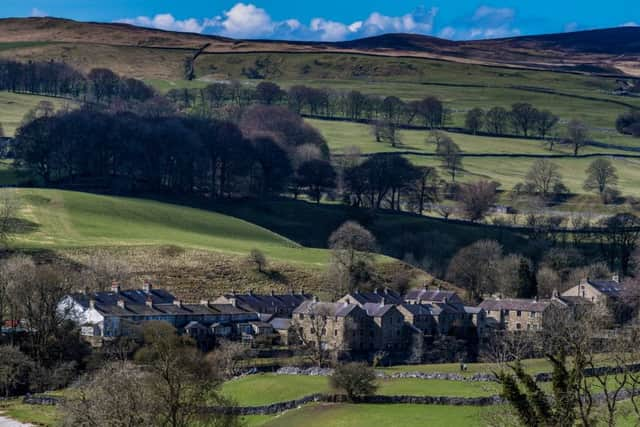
[{"x1": 2, "y1": 1, "x2": 639, "y2": 41}]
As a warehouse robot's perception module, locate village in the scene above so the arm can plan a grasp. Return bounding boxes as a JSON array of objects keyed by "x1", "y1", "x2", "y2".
[{"x1": 59, "y1": 276, "x2": 623, "y2": 363}]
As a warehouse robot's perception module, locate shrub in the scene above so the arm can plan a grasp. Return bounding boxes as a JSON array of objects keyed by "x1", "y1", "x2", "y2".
[{"x1": 330, "y1": 362, "x2": 378, "y2": 402}]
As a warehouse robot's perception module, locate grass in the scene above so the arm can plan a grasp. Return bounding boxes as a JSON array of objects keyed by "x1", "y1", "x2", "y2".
[
  {"x1": 10, "y1": 188, "x2": 330, "y2": 265},
  {"x1": 193, "y1": 52, "x2": 640, "y2": 131},
  {"x1": 220, "y1": 374, "x2": 498, "y2": 407},
  {"x1": 0, "y1": 92, "x2": 74, "y2": 136},
  {"x1": 0, "y1": 400, "x2": 60, "y2": 426},
  {"x1": 255, "y1": 403, "x2": 490, "y2": 427},
  {"x1": 380, "y1": 358, "x2": 552, "y2": 376}
]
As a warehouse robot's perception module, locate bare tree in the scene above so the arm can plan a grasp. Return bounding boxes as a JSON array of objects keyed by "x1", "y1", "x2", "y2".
[
  {"x1": 206, "y1": 340, "x2": 251, "y2": 380},
  {"x1": 457, "y1": 180, "x2": 499, "y2": 221},
  {"x1": 0, "y1": 189, "x2": 20, "y2": 246},
  {"x1": 327, "y1": 222, "x2": 377, "y2": 297},
  {"x1": 291, "y1": 302, "x2": 335, "y2": 366},
  {"x1": 465, "y1": 108, "x2": 485, "y2": 134},
  {"x1": 524, "y1": 159, "x2": 564, "y2": 199},
  {"x1": 436, "y1": 138, "x2": 463, "y2": 182},
  {"x1": 584, "y1": 158, "x2": 618, "y2": 202},
  {"x1": 247, "y1": 248, "x2": 268, "y2": 274},
  {"x1": 567, "y1": 119, "x2": 589, "y2": 156},
  {"x1": 446, "y1": 240, "x2": 503, "y2": 302},
  {"x1": 81, "y1": 251, "x2": 132, "y2": 291},
  {"x1": 62, "y1": 362, "x2": 158, "y2": 427}
]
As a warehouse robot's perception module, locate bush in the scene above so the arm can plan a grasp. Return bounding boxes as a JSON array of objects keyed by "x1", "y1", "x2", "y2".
[{"x1": 330, "y1": 362, "x2": 378, "y2": 402}]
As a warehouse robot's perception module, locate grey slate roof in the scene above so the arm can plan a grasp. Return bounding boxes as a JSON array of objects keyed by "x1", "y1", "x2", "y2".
[
  {"x1": 587, "y1": 279, "x2": 622, "y2": 298},
  {"x1": 399, "y1": 303, "x2": 436, "y2": 316},
  {"x1": 405, "y1": 289, "x2": 463, "y2": 305},
  {"x1": 347, "y1": 288, "x2": 403, "y2": 305},
  {"x1": 363, "y1": 303, "x2": 395, "y2": 317},
  {"x1": 221, "y1": 293, "x2": 313, "y2": 313},
  {"x1": 479, "y1": 298, "x2": 556, "y2": 313},
  {"x1": 71, "y1": 289, "x2": 252, "y2": 318},
  {"x1": 293, "y1": 301, "x2": 359, "y2": 317}
]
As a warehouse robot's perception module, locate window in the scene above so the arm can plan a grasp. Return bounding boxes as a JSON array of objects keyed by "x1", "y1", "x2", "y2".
[
  {"x1": 516, "y1": 311, "x2": 522, "y2": 317},
  {"x1": 334, "y1": 329, "x2": 338, "y2": 337},
  {"x1": 299, "y1": 314, "x2": 304, "y2": 320},
  {"x1": 516, "y1": 323, "x2": 522, "y2": 330},
  {"x1": 530, "y1": 312, "x2": 537, "y2": 318}
]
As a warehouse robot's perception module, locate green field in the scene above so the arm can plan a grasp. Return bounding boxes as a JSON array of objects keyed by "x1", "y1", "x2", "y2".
[
  {"x1": 256, "y1": 403, "x2": 490, "y2": 427},
  {"x1": 193, "y1": 52, "x2": 640, "y2": 132},
  {"x1": 306, "y1": 118, "x2": 640, "y2": 197},
  {"x1": 10, "y1": 188, "x2": 330, "y2": 265},
  {"x1": 0, "y1": 92, "x2": 73, "y2": 136}
]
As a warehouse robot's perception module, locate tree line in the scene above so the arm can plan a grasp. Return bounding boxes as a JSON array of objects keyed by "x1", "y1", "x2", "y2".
[
  {"x1": 0, "y1": 60, "x2": 156, "y2": 104},
  {"x1": 13, "y1": 105, "x2": 332, "y2": 199}
]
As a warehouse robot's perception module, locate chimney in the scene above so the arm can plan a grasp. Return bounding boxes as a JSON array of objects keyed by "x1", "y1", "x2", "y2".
[
  {"x1": 231, "y1": 298, "x2": 237, "y2": 307},
  {"x1": 111, "y1": 281, "x2": 121, "y2": 293},
  {"x1": 270, "y1": 289, "x2": 275, "y2": 296},
  {"x1": 249, "y1": 289, "x2": 254, "y2": 296},
  {"x1": 384, "y1": 287, "x2": 389, "y2": 295},
  {"x1": 299, "y1": 287, "x2": 305, "y2": 295},
  {"x1": 231, "y1": 288, "x2": 236, "y2": 296},
  {"x1": 173, "y1": 299, "x2": 182, "y2": 308},
  {"x1": 200, "y1": 300, "x2": 209, "y2": 307},
  {"x1": 89, "y1": 298, "x2": 96, "y2": 309},
  {"x1": 552, "y1": 289, "x2": 559, "y2": 299},
  {"x1": 380, "y1": 297, "x2": 385, "y2": 307},
  {"x1": 346, "y1": 298, "x2": 351, "y2": 304},
  {"x1": 143, "y1": 281, "x2": 152, "y2": 293},
  {"x1": 117, "y1": 298, "x2": 125, "y2": 309},
  {"x1": 145, "y1": 296, "x2": 153, "y2": 308},
  {"x1": 612, "y1": 274, "x2": 620, "y2": 283},
  {"x1": 374, "y1": 287, "x2": 379, "y2": 294},
  {"x1": 313, "y1": 295, "x2": 319, "y2": 303}
]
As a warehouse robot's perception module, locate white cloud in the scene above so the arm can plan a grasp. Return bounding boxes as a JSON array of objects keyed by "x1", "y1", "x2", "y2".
[
  {"x1": 30, "y1": 8, "x2": 48, "y2": 17},
  {"x1": 621, "y1": 21, "x2": 639, "y2": 27},
  {"x1": 438, "y1": 26, "x2": 456, "y2": 39},
  {"x1": 118, "y1": 14, "x2": 205, "y2": 33},
  {"x1": 444, "y1": 5, "x2": 520, "y2": 40},
  {"x1": 116, "y1": 3, "x2": 440, "y2": 41},
  {"x1": 564, "y1": 22, "x2": 579, "y2": 32}
]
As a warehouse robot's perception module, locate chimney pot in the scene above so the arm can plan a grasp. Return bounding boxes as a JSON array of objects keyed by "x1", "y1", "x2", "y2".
[
  {"x1": 173, "y1": 299, "x2": 182, "y2": 308},
  {"x1": 612, "y1": 274, "x2": 620, "y2": 283},
  {"x1": 89, "y1": 298, "x2": 96, "y2": 309},
  {"x1": 117, "y1": 298, "x2": 125, "y2": 309},
  {"x1": 270, "y1": 289, "x2": 275, "y2": 296},
  {"x1": 313, "y1": 295, "x2": 319, "y2": 303},
  {"x1": 145, "y1": 296, "x2": 153, "y2": 308},
  {"x1": 200, "y1": 300, "x2": 209, "y2": 306},
  {"x1": 374, "y1": 287, "x2": 379, "y2": 294},
  {"x1": 380, "y1": 297, "x2": 385, "y2": 307},
  {"x1": 143, "y1": 281, "x2": 152, "y2": 293},
  {"x1": 111, "y1": 281, "x2": 121, "y2": 293}
]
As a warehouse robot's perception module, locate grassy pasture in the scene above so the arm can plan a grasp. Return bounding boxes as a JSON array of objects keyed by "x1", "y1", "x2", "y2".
[
  {"x1": 256, "y1": 403, "x2": 490, "y2": 427},
  {"x1": 10, "y1": 188, "x2": 330, "y2": 265},
  {"x1": 0, "y1": 91, "x2": 73, "y2": 136},
  {"x1": 220, "y1": 373, "x2": 498, "y2": 407}
]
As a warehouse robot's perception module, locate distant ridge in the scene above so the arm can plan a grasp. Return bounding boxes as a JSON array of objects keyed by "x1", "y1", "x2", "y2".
[{"x1": 0, "y1": 17, "x2": 639, "y2": 76}]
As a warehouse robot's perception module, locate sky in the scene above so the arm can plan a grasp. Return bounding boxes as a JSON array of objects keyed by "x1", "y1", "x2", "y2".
[{"x1": 1, "y1": 1, "x2": 639, "y2": 41}]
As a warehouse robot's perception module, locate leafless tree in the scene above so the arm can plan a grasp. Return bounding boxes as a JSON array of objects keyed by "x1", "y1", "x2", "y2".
[
  {"x1": 457, "y1": 180, "x2": 499, "y2": 221},
  {"x1": 81, "y1": 251, "x2": 132, "y2": 291},
  {"x1": 291, "y1": 303, "x2": 335, "y2": 366},
  {"x1": 0, "y1": 189, "x2": 20, "y2": 246},
  {"x1": 524, "y1": 159, "x2": 565, "y2": 199},
  {"x1": 327, "y1": 221, "x2": 377, "y2": 297},
  {"x1": 206, "y1": 340, "x2": 251, "y2": 380},
  {"x1": 247, "y1": 248, "x2": 268, "y2": 274},
  {"x1": 567, "y1": 119, "x2": 589, "y2": 156},
  {"x1": 584, "y1": 158, "x2": 618, "y2": 202},
  {"x1": 446, "y1": 240, "x2": 503, "y2": 302},
  {"x1": 62, "y1": 362, "x2": 158, "y2": 427},
  {"x1": 436, "y1": 138, "x2": 463, "y2": 182}
]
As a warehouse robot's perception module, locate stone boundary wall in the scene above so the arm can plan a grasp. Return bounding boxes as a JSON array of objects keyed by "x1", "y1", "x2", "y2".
[{"x1": 204, "y1": 394, "x2": 504, "y2": 416}]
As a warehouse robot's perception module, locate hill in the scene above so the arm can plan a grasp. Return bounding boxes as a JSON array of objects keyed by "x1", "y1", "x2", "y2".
[
  {"x1": 1, "y1": 17, "x2": 639, "y2": 76},
  {"x1": 6, "y1": 188, "x2": 444, "y2": 300}
]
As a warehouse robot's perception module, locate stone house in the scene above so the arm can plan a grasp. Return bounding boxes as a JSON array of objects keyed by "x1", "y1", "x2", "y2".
[
  {"x1": 60, "y1": 282, "x2": 258, "y2": 342},
  {"x1": 292, "y1": 300, "x2": 369, "y2": 355},
  {"x1": 561, "y1": 276, "x2": 622, "y2": 306},
  {"x1": 362, "y1": 303, "x2": 405, "y2": 351},
  {"x1": 479, "y1": 298, "x2": 566, "y2": 332},
  {"x1": 338, "y1": 288, "x2": 403, "y2": 307}
]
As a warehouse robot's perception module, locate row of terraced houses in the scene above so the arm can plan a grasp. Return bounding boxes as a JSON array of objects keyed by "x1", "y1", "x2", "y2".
[{"x1": 59, "y1": 276, "x2": 622, "y2": 355}]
